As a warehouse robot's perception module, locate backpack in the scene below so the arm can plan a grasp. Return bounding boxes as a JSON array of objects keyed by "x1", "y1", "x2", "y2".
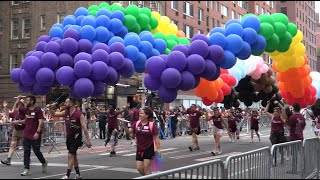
[{"x1": 135, "y1": 120, "x2": 157, "y2": 150}]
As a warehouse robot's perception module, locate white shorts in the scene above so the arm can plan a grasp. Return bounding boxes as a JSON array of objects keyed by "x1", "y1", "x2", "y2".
[{"x1": 213, "y1": 126, "x2": 223, "y2": 136}]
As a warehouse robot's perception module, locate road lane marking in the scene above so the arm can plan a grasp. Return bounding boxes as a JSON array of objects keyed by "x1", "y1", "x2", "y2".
[{"x1": 122, "y1": 148, "x2": 177, "y2": 157}]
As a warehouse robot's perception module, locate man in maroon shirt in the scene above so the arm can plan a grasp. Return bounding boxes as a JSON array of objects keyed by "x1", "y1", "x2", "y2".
[
  {"x1": 287, "y1": 103, "x2": 306, "y2": 141},
  {"x1": 129, "y1": 101, "x2": 140, "y2": 146},
  {"x1": 12, "y1": 96, "x2": 47, "y2": 176}
]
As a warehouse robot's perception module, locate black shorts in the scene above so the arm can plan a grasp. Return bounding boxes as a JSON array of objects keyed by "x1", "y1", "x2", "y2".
[
  {"x1": 107, "y1": 127, "x2": 118, "y2": 137},
  {"x1": 66, "y1": 135, "x2": 83, "y2": 155},
  {"x1": 136, "y1": 146, "x2": 155, "y2": 161},
  {"x1": 229, "y1": 127, "x2": 237, "y2": 133},
  {"x1": 251, "y1": 126, "x2": 259, "y2": 132},
  {"x1": 270, "y1": 131, "x2": 287, "y2": 145}
]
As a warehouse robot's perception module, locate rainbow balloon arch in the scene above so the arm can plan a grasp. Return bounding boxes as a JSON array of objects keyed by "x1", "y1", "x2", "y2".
[{"x1": 9, "y1": 2, "x2": 319, "y2": 109}]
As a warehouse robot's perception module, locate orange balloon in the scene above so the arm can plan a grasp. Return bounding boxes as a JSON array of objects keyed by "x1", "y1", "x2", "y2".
[
  {"x1": 207, "y1": 90, "x2": 218, "y2": 101},
  {"x1": 303, "y1": 54, "x2": 308, "y2": 65},
  {"x1": 272, "y1": 61, "x2": 278, "y2": 72},
  {"x1": 303, "y1": 75, "x2": 312, "y2": 88},
  {"x1": 176, "y1": 30, "x2": 185, "y2": 38},
  {"x1": 277, "y1": 82, "x2": 285, "y2": 92}
]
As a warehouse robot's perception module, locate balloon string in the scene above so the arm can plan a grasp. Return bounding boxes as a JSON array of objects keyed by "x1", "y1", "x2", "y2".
[{"x1": 52, "y1": 88, "x2": 72, "y2": 104}]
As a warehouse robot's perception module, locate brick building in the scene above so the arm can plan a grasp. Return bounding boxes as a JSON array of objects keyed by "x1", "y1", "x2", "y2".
[{"x1": 316, "y1": 12, "x2": 320, "y2": 71}]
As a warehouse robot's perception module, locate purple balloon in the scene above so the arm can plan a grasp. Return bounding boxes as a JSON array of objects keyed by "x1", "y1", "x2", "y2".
[
  {"x1": 191, "y1": 34, "x2": 210, "y2": 45},
  {"x1": 186, "y1": 54, "x2": 206, "y2": 75},
  {"x1": 61, "y1": 38, "x2": 78, "y2": 56},
  {"x1": 193, "y1": 76, "x2": 201, "y2": 89},
  {"x1": 44, "y1": 41, "x2": 62, "y2": 55},
  {"x1": 200, "y1": 60, "x2": 218, "y2": 81},
  {"x1": 211, "y1": 66, "x2": 221, "y2": 80},
  {"x1": 41, "y1": 52, "x2": 59, "y2": 70},
  {"x1": 178, "y1": 71, "x2": 196, "y2": 91},
  {"x1": 112, "y1": 72, "x2": 120, "y2": 85},
  {"x1": 108, "y1": 52, "x2": 125, "y2": 70},
  {"x1": 78, "y1": 39, "x2": 93, "y2": 53},
  {"x1": 92, "y1": 49, "x2": 109, "y2": 64},
  {"x1": 31, "y1": 51, "x2": 45, "y2": 59},
  {"x1": 118, "y1": 58, "x2": 135, "y2": 78},
  {"x1": 20, "y1": 69, "x2": 35, "y2": 86},
  {"x1": 207, "y1": 45, "x2": 225, "y2": 64},
  {"x1": 22, "y1": 56, "x2": 42, "y2": 75},
  {"x1": 145, "y1": 56, "x2": 166, "y2": 78},
  {"x1": 31, "y1": 83, "x2": 51, "y2": 95},
  {"x1": 38, "y1": 35, "x2": 51, "y2": 43},
  {"x1": 73, "y1": 78, "x2": 94, "y2": 98},
  {"x1": 91, "y1": 81, "x2": 106, "y2": 97},
  {"x1": 63, "y1": 28, "x2": 80, "y2": 41},
  {"x1": 144, "y1": 74, "x2": 161, "y2": 91},
  {"x1": 35, "y1": 42, "x2": 47, "y2": 52},
  {"x1": 166, "y1": 51, "x2": 187, "y2": 72},
  {"x1": 103, "y1": 66, "x2": 117, "y2": 85},
  {"x1": 92, "y1": 43, "x2": 110, "y2": 53},
  {"x1": 159, "y1": 55, "x2": 168, "y2": 62},
  {"x1": 56, "y1": 66, "x2": 76, "y2": 86},
  {"x1": 158, "y1": 86, "x2": 178, "y2": 103},
  {"x1": 110, "y1": 42, "x2": 125, "y2": 55},
  {"x1": 74, "y1": 52, "x2": 92, "y2": 64},
  {"x1": 91, "y1": 61, "x2": 109, "y2": 81},
  {"x1": 54, "y1": 39, "x2": 62, "y2": 45},
  {"x1": 35, "y1": 68, "x2": 55, "y2": 86},
  {"x1": 58, "y1": 53, "x2": 74, "y2": 67},
  {"x1": 50, "y1": 37, "x2": 61, "y2": 41},
  {"x1": 18, "y1": 83, "x2": 32, "y2": 93},
  {"x1": 26, "y1": 51, "x2": 35, "y2": 57},
  {"x1": 74, "y1": 60, "x2": 92, "y2": 78},
  {"x1": 161, "y1": 68, "x2": 182, "y2": 89},
  {"x1": 189, "y1": 40, "x2": 209, "y2": 58},
  {"x1": 10, "y1": 68, "x2": 22, "y2": 83},
  {"x1": 171, "y1": 45, "x2": 190, "y2": 57}
]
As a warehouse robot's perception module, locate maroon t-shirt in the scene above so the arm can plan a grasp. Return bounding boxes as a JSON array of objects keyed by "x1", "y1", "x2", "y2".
[
  {"x1": 186, "y1": 109, "x2": 201, "y2": 129},
  {"x1": 250, "y1": 115, "x2": 259, "y2": 129},
  {"x1": 271, "y1": 116, "x2": 284, "y2": 133},
  {"x1": 20, "y1": 107, "x2": 44, "y2": 140},
  {"x1": 228, "y1": 116, "x2": 237, "y2": 129},
  {"x1": 64, "y1": 108, "x2": 83, "y2": 138},
  {"x1": 288, "y1": 114, "x2": 306, "y2": 141},
  {"x1": 212, "y1": 115, "x2": 223, "y2": 129},
  {"x1": 9, "y1": 110, "x2": 25, "y2": 131},
  {"x1": 107, "y1": 110, "x2": 118, "y2": 129},
  {"x1": 133, "y1": 120, "x2": 159, "y2": 151}
]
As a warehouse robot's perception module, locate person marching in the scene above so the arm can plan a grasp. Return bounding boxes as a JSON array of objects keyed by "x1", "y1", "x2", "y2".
[
  {"x1": 250, "y1": 109, "x2": 261, "y2": 143},
  {"x1": 48, "y1": 97, "x2": 92, "y2": 179},
  {"x1": 227, "y1": 109, "x2": 237, "y2": 143}
]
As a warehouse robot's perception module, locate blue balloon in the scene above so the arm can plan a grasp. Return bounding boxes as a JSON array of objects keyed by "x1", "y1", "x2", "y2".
[
  {"x1": 49, "y1": 27, "x2": 63, "y2": 39},
  {"x1": 242, "y1": 28, "x2": 258, "y2": 45},
  {"x1": 96, "y1": 15, "x2": 110, "y2": 28},
  {"x1": 116, "y1": 26, "x2": 128, "y2": 38},
  {"x1": 68, "y1": 25, "x2": 81, "y2": 32},
  {"x1": 225, "y1": 34, "x2": 243, "y2": 54},
  {"x1": 241, "y1": 16, "x2": 260, "y2": 32},
  {"x1": 92, "y1": 40, "x2": 100, "y2": 46},
  {"x1": 52, "y1": 23, "x2": 63, "y2": 29},
  {"x1": 210, "y1": 27, "x2": 226, "y2": 36},
  {"x1": 140, "y1": 33, "x2": 154, "y2": 45},
  {"x1": 220, "y1": 50, "x2": 237, "y2": 69},
  {"x1": 149, "y1": 49, "x2": 160, "y2": 58},
  {"x1": 109, "y1": 19, "x2": 123, "y2": 34},
  {"x1": 226, "y1": 19, "x2": 241, "y2": 27},
  {"x1": 139, "y1": 31, "x2": 152, "y2": 37},
  {"x1": 225, "y1": 23, "x2": 244, "y2": 37},
  {"x1": 107, "y1": 31, "x2": 115, "y2": 42},
  {"x1": 153, "y1": 39, "x2": 167, "y2": 54},
  {"x1": 139, "y1": 41, "x2": 153, "y2": 57},
  {"x1": 97, "y1": 9, "x2": 111, "y2": 18},
  {"x1": 124, "y1": 32, "x2": 139, "y2": 39},
  {"x1": 108, "y1": 36, "x2": 125, "y2": 46},
  {"x1": 135, "y1": 67, "x2": 145, "y2": 73},
  {"x1": 63, "y1": 25, "x2": 72, "y2": 33},
  {"x1": 63, "y1": 16, "x2": 76, "y2": 26},
  {"x1": 75, "y1": 7, "x2": 88, "y2": 17},
  {"x1": 251, "y1": 34, "x2": 266, "y2": 52},
  {"x1": 236, "y1": 41, "x2": 251, "y2": 60},
  {"x1": 125, "y1": 45, "x2": 139, "y2": 61},
  {"x1": 124, "y1": 35, "x2": 141, "y2": 47},
  {"x1": 76, "y1": 16, "x2": 85, "y2": 26},
  {"x1": 111, "y1": 10, "x2": 125, "y2": 22},
  {"x1": 81, "y1": 16, "x2": 96, "y2": 28},
  {"x1": 80, "y1": 25, "x2": 96, "y2": 41},
  {"x1": 209, "y1": 32, "x2": 226, "y2": 48},
  {"x1": 95, "y1": 26, "x2": 110, "y2": 42},
  {"x1": 134, "y1": 52, "x2": 147, "y2": 69}
]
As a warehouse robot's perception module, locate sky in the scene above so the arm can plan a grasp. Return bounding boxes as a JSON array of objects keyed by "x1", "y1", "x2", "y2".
[{"x1": 316, "y1": 1, "x2": 320, "y2": 14}]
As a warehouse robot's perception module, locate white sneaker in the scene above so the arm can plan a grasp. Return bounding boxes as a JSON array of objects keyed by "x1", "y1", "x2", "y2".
[
  {"x1": 21, "y1": 169, "x2": 31, "y2": 176},
  {"x1": 42, "y1": 160, "x2": 48, "y2": 173},
  {"x1": 74, "y1": 174, "x2": 82, "y2": 179},
  {"x1": 61, "y1": 175, "x2": 69, "y2": 179},
  {"x1": 131, "y1": 141, "x2": 136, "y2": 146},
  {"x1": 218, "y1": 149, "x2": 222, "y2": 155}
]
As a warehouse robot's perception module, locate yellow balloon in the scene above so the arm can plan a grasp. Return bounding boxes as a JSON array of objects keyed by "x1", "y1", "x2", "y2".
[
  {"x1": 291, "y1": 30, "x2": 303, "y2": 45},
  {"x1": 275, "y1": 61, "x2": 288, "y2": 72},
  {"x1": 269, "y1": 50, "x2": 281, "y2": 56},
  {"x1": 169, "y1": 23, "x2": 178, "y2": 35},
  {"x1": 283, "y1": 45, "x2": 295, "y2": 57},
  {"x1": 294, "y1": 56, "x2": 305, "y2": 68},
  {"x1": 114, "y1": 3, "x2": 122, "y2": 6},
  {"x1": 160, "y1": 16, "x2": 171, "y2": 26},
  {"x1": 151, "y1": 11, "x2": 161, "y2": 20},
  {"x1": 293, "y1": 43, "x2": 306, "y2": 57}
]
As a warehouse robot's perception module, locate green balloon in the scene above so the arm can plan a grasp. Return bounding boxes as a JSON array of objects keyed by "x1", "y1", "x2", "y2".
[
  {"x1": 273, "y1": 22, "x2": 287, "y2": 38},
  {"x1": 258, "y1": 14, "x2": 275, "y2": 27},
  {"x1": 112, "y1": 5, "x2": 125, "y2": 13},
  {"x1": 265, "y1": 34, "x2": 280, "y2": 53},
  {"x1": 154, "y1": 32, "x2": 166, "y2": 41},
  {"x1": 258, "y1": 22, "x2": 274, "y2": 40},
  {"x1": 166, "y1": 35, "x2": 179, "y2": 44},
  {"x1": 110, "y1": 3, "x2": 119, "y2": 9},
  {"x1": 178, "y1": 37, "x2": 190, "y2": 45},
  {"x1": 89, "y1": 10, "x2": 97, "y2": 17},
  {"x1": 252, "y1": 51, "x2": 264, "y2": 56},
  {"x1": 141, "y1": 24, "x2": 152, "y2": 32},
  {"x1": 287, "y1": 23, "x2": 298, "y2": 37},
  {"x1": 271, "y1": 13, "x2": 289, "y2": 27},
  {"x1": 140, "y1": 7, "x2": 151, "y2": 18},
  {"x1": 167, "y1": 40, "x2": 178, "y2": 50},
  {"x1": 125, "y1": 5, "x2": 140, "y2": 19},
  {"x1": 165, "y1": 48, "x2": 171, "y2": 55},
  {"x1": 149, "y1": 16, "x2": 158, "y2": 29},
  {"x1": 277, "y1": 32, "x2": 292, "y2": 52},
  {"x1": 138, "y1": 14, "x2": 150, "y2": 28},
  {"x1": 130, "y1": 24, "x2": 141, "y2": 34},
  {"x1": 99, "y1": 2, "x2": 110, "y2": 8},
  {"x1": 242, "y1": 13, "x2": 255, "y2": 21},
  {"x1": 124, "y1": 15, "x2": 137, "y2": 30},
  {"x1": 88, "y1": 5, "x2": 99, "y2": 12}
]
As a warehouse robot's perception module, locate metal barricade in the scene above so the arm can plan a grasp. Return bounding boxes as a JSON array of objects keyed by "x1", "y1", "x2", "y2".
[
  {"x1": 134, "y1": 159, "x2": 225, "y2": 179},
  {"x1": 270, "y1": 140, "x2": 303, "y2": 179},
  {"x1": 224, "y1": 147, "x2": 271, "y2": 179},
  {"x1": 302, "y1": 137, "x2": 320, "y2": 179},
  {"x1": 0, "y1": 123, "x2": 10, "y2": 152},
  {"x1": 200, "y1": 118, "x2": 209, "y2": 135},
  {"x1": 41, "y1": 120, "x2": 66, "y2": 154}
]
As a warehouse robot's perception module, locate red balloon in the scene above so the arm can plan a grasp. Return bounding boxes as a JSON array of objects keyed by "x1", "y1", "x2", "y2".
[
  {"x1": 202, "y1": 97, "x2": 214, "y2": 106},
  {"x1": 311, "y1": 85, "x2": 317, "y2": 96},
  {"x1": 228, "y1": 76, "x2": 236, "y2": 86},
  {"x1": 311, "y1": 96, "x2": 316, "y2": 105},
  {"x1": 220, "y1": 68, "x2": 228, "y2": 74},
  {"x1": 215, "y1": 89, "x2": 224, "y2": 103},
  {"x1": 221, "y1": 83, "x2": 231, "y2": 96},
  {"x1": 220, "y1": 74, "x2": 230, "y2": 84}
]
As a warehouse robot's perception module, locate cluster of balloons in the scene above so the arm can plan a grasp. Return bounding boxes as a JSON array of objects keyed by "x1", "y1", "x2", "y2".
[
  {"x1": 222, "y1": 89, "x2": 241, "y2": 109},
  {"x1": 150, "y1": 12, "x2": 178, "y2": 36},
  {"x1": 249, "y1": 58, "x2": 270, "y2": 80},
  {"x1": 252, "y1": 69, "x2": 276, "y2": 94},
  {"x1": 153, "y1": 32, "x2": 190, "y2": 55}
]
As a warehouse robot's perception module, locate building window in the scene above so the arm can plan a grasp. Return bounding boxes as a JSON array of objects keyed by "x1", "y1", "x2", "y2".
[
  {"x1": 221, "y1": 23, "x2": 225, "y2": 28},
  {"x1": 232, "y1": 1, "x2": 235, "y2": 4},
  {"x1": 184, "y1": 25, "x2": 194, "y2": 39},
  {"x1": 198, "y1": 29, "x2": 204, "y2": 34},
  {"x1": 262, "y1": 8, "x2": 265, "y2": 14},
  {"x1": 40, "y1": 15, "x2": 46, "y2": 30},
  {"x1": 206, "y1": 16, "x2": 209, "y2": 27},
  {"x1": 12, "y1": 1, "x2": 19, "y2": 5},
  {"x1": 0, "y1": 20, "x2": 3, "y2": 35},
  {"x1": 217, "y1": 20, "x2": 220, "y2": 27},
  {"x1": 11, "y1": 18, "x2": 19, "y2": 39},
  {"x1": 267, "y1": 11, "x2": 270, "y2": 15},
  {"x1": 211, "y1": 1, "x2": 214, "y2": 10},
  {"x1": 271, "y1": 1, "x2": 274, "y2": 8},
  {"x1": 238, "y1": 1, "x2": 242, "y2": 7},
  {"x1": 217, "y1": 2, "x2": 220, "y2": 12},
  {"x1": 22, "y1": 18, "x2": 30, "y2": 38},
  {"x1": 238, "y1": 14, "x2": 243, "y2": 21},
  {"x1": 0, "y1": 54, "x2": 2, "y2": 70},
  {"x1": 57, "y1": 13, "x2": 65, "y2": 24},
  {"x1": 280, "y1": 7, "x2": 287, "y2": 15},
  {"x1": 171, "y1": 1, "x2": 178, "y2": 10},
  {"x1": 221, "y1": 5, "x2": 228, "y2": 17},
  {"x1": 232, "y1": 10, "x2": 235, "y2": 19},
  {"x1": 206, "y1": 1, "x2": 209, "y2": 7},
  {"x1": 266, "y1": 1, "x2": 270, "y2": 6},
  {"x1": 212, "y1": 18, "x2": 215, "y2": 28},
  {"x1": 183, "y1": 2, "x2": 194, "y2": 17},
  {"x1": 22, "y1": 1, "x2": 29, "y2": 3},
  {"x1": 10, "y1": 54, "x2": 19, "y2": 71},
  {"x1": 198, "y1": 8, "x2": 203, "y2": 21},
  {"x1": 171, "y1": 19, "x2": 178, "y2": 27},
  {"x1": 256, "y1": 4, "x2": 259, "y2": 13}
]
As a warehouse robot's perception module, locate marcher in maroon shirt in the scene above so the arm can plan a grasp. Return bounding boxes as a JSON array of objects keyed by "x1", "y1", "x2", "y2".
[
  {"x1": 129, "y1": 101, "x2": 140, "y2": 146},
  {"x1": 287, "y1": 103, "x2": 306, "y2": 141},
  {"x1": 125, "y1": 107, "x2": 161, "y2": 176},
  {"x1": 182, "y1": 104, "x2": 202, "y2": 151},
  {"x1": 227, "y1": 109, "x2": 237, "y2": 142},
  {"x1": 49, "y1": 97, "x2": 92, "y2": 179},
  {"x1": 12, "y1": 96, "x2": 48, "y2": 176},
  {"x1": 250, "y1": 110, "x2": 261, "y2": 143}
]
